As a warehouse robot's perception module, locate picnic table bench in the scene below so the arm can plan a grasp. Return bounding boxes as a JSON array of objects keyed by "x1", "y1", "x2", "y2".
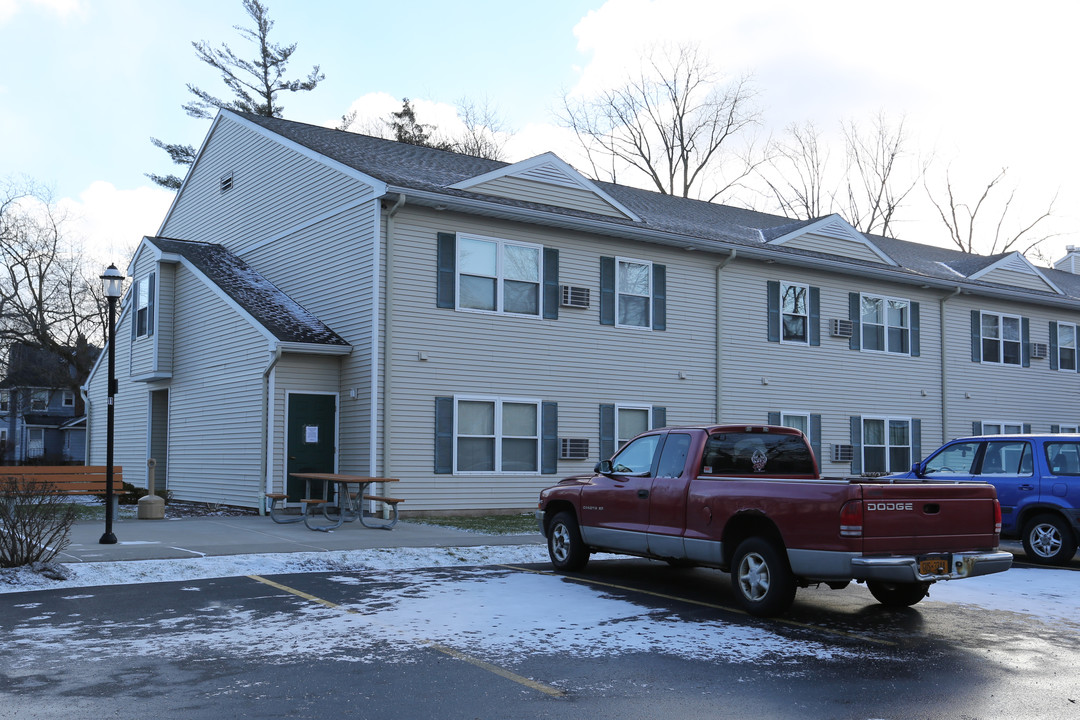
[
  {"x1": 267, "y1": 474, "x2": 402, "y2": 531},
  {"x1": 0, "y1": 466, "x2": 126, "y2": 513}
]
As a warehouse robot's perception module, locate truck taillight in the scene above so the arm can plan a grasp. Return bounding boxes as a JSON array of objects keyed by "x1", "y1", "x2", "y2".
[
  {"x1": 994, "y1": 499, "x2": 1002, "y2": 535},
  {"x1": 840, "y1": 500, "x2": 863, "y2": 537}
]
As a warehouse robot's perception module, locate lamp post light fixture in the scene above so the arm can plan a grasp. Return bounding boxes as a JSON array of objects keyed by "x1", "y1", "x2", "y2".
[{"x1": 99, "y1": 264, "x2": 123, "y2": 545}]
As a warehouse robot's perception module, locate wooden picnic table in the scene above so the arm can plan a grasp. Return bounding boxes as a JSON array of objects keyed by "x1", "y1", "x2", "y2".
[{"x1": 286, "y1": 474, "x2": 402, "y2": 531}]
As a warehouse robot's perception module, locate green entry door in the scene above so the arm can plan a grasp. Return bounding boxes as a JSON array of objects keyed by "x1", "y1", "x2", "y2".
[{"x1": 286, "y1": 393, "x2": 337, "y2": 501}]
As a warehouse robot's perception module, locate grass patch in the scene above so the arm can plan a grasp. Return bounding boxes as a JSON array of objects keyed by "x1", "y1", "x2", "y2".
[{"x1": 407, "y1": 513, "x2": 539, "y2": 535}]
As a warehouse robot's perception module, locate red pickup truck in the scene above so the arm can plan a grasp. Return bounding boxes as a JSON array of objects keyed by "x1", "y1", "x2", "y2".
[{"x1": 536, "y1": 424, "x2": 1012, "y2": 616}]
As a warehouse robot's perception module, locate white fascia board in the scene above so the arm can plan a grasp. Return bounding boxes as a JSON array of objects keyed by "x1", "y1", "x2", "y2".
[
  {"x1": 125, "y1": 236, "x2": 157, "y2": 277},
  {"x1": 275, "y1": 341, "x2": 352, "y2": 356},
  {"x1": 220, "y1": 110, "x2": 388, "y2": 195},
  {"x1": 968, "y1": 251, "x2": 1064, "y2": 294},
  {"x1": 448, "y1": 152, "x2": 641, "y2": 222},
  {"x1": 767, "y1": 214, "x2": 898, "y2": 266}
]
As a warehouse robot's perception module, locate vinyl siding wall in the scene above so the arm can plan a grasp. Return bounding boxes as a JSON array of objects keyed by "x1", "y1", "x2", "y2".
[
  {"x1": 718, "y1": 260, "x2": 943, "y2": 474},
  {"x1": 778, "y1": 234, "x2": 883, "y2": 264},
  {"x1": 470, "y1": 176, "x2": 627, "y2": 218},
  {"x1": 267, "y1": 355, "x2": 343, "y2": 494},
  {"x1": 384, "y1": 206, "x2": 717, "y2": 511}
]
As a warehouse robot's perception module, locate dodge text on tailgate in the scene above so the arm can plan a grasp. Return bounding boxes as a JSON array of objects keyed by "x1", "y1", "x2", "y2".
[{"x1": 537, "y1": 425, "x2": 1012, "y2": 616}]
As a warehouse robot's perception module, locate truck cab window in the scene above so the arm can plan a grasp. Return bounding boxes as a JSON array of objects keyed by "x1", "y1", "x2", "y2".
[
  {"x1": 656, "y1": 433, "x2": 692, "y2": 478},
  {"x1": 611, "y1": 434, "x2": 661, "y2": 475}
]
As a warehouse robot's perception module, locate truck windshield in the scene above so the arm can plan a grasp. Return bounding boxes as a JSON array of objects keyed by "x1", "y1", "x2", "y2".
[{"x1": 701, "y1": 432, "x2": 814, "y2": 475}]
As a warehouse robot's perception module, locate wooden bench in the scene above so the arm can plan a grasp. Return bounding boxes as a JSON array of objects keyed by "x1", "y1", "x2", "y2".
[
  {"x1": 265, "y1": 492, "x2": 305, "y2": 524},
  {"x1": 360, "y1": 494, "x2": 404, "y2": 530},
  {"x1": 0, "y1": 466, "x2": 126, "y2": 513}
]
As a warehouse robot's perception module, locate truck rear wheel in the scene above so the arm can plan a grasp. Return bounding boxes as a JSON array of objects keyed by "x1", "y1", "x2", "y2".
[
  {"x1": 547, "y1": 511, "x2": 589, "y2": 571},
  {"x1": 867, "y1": 581, "x2": 930, "y2": 607},
  {"x1": 1022, "y1": 513, "x2": 1077, "y2": 565},
  {"x1": 730, "y1": 537, "x2": 796, "y2": 617}
]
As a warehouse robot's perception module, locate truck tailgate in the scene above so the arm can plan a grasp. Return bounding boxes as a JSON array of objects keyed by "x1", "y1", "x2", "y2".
[{"x1": 859, "y1": 482, "x2": 999, "y2": 554}]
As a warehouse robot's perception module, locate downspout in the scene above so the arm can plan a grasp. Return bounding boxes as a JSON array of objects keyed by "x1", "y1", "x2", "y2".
[
  {"x1": 715, "y1": 249, "x2": 737, "y2": 422},
  {"x1": 940, "y1": 287, "x2": 962, "y2": 444},
  {"x1": 379, "y1": 194, "x2": 406, "y2": 509},
  {"x1": 80, "y1": 386, "x2": 91, "y2": 465},
  {"x1": 260, "y1": 345, "x2": 283, "y2": 515}
]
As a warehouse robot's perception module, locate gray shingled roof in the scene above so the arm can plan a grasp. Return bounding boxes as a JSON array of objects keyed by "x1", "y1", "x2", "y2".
[
  {"x1": 234, "y1": 112, "x2": 1080, "y2": 301},
  {"x1": 148, "y1": 237, "x2": 349, "y2": 347}
]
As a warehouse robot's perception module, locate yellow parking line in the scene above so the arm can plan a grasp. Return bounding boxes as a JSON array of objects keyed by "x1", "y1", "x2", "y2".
[
  {"x1": 497, "y1": 564, "x2": 897, "y2": 647},
  {"x1": 247, "y1": 575, "x2": 565, "y2": 698}
]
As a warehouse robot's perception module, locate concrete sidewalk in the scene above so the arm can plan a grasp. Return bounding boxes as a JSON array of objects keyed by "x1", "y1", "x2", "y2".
[{"x1": 61, "y1": 514, "x2": 545, "y2": 563}]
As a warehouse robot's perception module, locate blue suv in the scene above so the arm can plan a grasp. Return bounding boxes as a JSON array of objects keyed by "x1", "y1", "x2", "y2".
[{"x1": 899, "y1": 434, "x2": 1080, "y2": 565}]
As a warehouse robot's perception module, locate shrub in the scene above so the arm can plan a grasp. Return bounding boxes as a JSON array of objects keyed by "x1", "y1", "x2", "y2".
[{"x1": 0, "y1": 476, "x2": 77, "y2": 568}]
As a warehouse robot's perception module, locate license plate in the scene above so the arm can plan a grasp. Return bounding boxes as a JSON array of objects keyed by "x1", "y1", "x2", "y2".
[{"x1": 918, "y1": 555, "x2": 950, "y2": 576}]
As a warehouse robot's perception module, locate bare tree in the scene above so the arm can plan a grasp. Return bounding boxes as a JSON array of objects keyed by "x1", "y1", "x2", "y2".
[
  {"x1": 0, "y1": 180, "x2": 105, "y2": 386},
  {"x1": 926, "y1": 167, "x2": 1059, "y2": 257},
  {"x1": 760, "y1": 121, "x2": 832, "y2": 220},
  {"x1": 450, "y1": 97, "x2": 510, "y2": 161},
  {"x1": 149, "y1": 0, "x2": 325, "y2": 189},
  {"x1": 559, "y1": 43, "x2": 766, "y2": 201},
  {"x1": 841, "y1": 113, "x2": 925, "y2": 237}
]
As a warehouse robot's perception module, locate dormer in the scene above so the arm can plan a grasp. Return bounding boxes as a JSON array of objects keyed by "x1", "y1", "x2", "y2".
[
  {"x1": 1054, "y1": 246, "x2": 1080, "y2": 275},
  {"x1": 967, "y1": 252, "x2": 1062, "y2": 294},
  {"x1": 449, "y1": 153, "x2": 640, "y2": 221},
  {"x1": 762, "y1": 214, "x2": 897, "y2": 266}
]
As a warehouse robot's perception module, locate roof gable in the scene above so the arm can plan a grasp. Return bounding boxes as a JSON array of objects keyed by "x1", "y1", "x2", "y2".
[
  {"x1": 449, "y1": 153, "x2": 641, "y2": 221},
  {"x1": 966, "y1": 252, "x2": 1063, "y2": 294},
  {"x1": 763, "y1": 214, "x2": 898, "y2": 266}
]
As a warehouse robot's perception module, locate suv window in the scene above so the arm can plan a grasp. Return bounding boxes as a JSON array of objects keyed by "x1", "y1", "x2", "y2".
[
  {"x1": 656, "y1": 433, "x2": 693, "y2": 479},
  {"x1": 924, "y1": 441, "x2": 980, "y2": 475},
  {"x1": 610, "y1": 434, "x2": 661, "y2": 475},
  {"x1": 701, "y1": 432, "x2": 814, "y2": 475},
  {"x1": 1046, "y1": 441, "x2": 1080, "y2": 476}
]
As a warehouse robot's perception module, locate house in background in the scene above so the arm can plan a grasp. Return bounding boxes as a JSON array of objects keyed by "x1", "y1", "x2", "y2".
[
  {"x1": 83, "y1": 110, "x2": 1080, "y2": 512},
  {"x1": 1, "y1": 343, "x2": 90, "y2": 464}
]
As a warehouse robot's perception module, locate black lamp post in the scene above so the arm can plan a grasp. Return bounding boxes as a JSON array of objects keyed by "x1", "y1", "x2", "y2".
[{"x1": 99, "y1": 264, "x2": 123, "y2": 545}]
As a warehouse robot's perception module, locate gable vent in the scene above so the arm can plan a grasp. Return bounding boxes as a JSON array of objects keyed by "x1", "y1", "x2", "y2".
[
  {"x1": 561, "y1": 285, "x2": 591, "y2": 308},
  {"x1": 220, "y1": 172, "x2": 234, "y2": 194},
  {"x1": 1031, "y1": 342, "x2": 1049, "y2": 360},
  {"x1": 560, "y1": 438, "x2": 590, "y2": 460},
  {"x1": 830, "y1": 319, "x2": 854, "y2": 338},
  {"x1": 833, "y1": 444, "x2": 855, "y2": 463}
]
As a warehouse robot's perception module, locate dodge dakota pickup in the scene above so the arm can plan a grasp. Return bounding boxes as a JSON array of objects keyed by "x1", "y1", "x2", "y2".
[{"x1": 537, "y1": 424, "x2": 1012, "y2": 616}]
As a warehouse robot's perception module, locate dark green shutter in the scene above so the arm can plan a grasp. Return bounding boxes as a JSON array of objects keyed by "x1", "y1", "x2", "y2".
[
  {"x1": 599, "y1": 257, "x2": 615, "y2": 326},
  {"x1": 541, "y1": 402, "x2": 558, "y2": 474},
  {"x1": 850, "y1": 416, "x2": 862, "y2": 474},
  {"x1": 130, "y1": 279, "x2": 138, "y2": 341},
  {"x1": 809, "y1": 286, "x2": 820, "y2": 346},
  {"x1": 910, "y1": 301, "x2": 920, "y2": 357},
  {"x1": 767, "y1": 411, "x2": 781, "y2": 425},
  {"x1": 599, "y1": 404, "x2": 615, "y2": 460},
  {"x1": 436, "y1": 233, "x2": 456, "y2": 309},
  {"x1": 434, "y1": 397, "x2": 454, "y2": 474},
  {"x1": 543, "y1": 248, "x2": 559, "y2": 320},
  {"x1": 1052, "y1": 424, "x2": 1061, "y2": 433},
  {"x1": 848, "y1": 293, "x2": 861, "y2": 351},
  {"x1": 767, "y1": 281, "x2": 780, "y2": 342},
  {"x1": 1022, "y1": 317, "x2": 1031, "y2": 367},
  {"x1": 1050, "y1": 321, "x2": 1059, "y2": 371},
  {"x1": 652, "y1": 406, "x2": 666, "y2": 429},
  {"x1": 911, "y1": 418, "x2": 922, "y2": 466},
  {"x1": 147, "y1": 272, "x2": 156, "y2": 337},
  {"x1": 810, "y1": 414, "x2": 822, "y2": 469},
  {"x1": 972, "y1": 421, "x2": 982, "y2": 436},
  {"x1": 971, "y1": 310, "x2": 982, "y2": 362},
  {"x1": 652, "y1": 264, "x2": 666, "y2": 331},
  {"x1": 1023, "y1": 423, "x2": 1032, "y2": 434}
]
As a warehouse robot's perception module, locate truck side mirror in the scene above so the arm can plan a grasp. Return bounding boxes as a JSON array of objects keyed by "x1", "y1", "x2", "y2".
[
  {"x1": 911, "y1": 461, "x2": 924, "y2": 478},
  {"x1": 595, "y1": 460, "x2": 613, "y2": 475}
]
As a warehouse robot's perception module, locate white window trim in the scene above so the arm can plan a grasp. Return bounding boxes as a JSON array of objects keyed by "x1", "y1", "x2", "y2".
[
  {"x1": 615, "y1": 256, "x2": 653, "y2": 330},
  {"x1": 615, "y1": 403, "x2": 652, "y2": 446},
  {"x1": 134, "y1": 273, "x2": 156, "y2": 339},
  {"x1": 981, "y1": 421, "x2": 1024, "y2": 435},
  {"x1": 455, "y1": 233, "x2": 544, "y2": 319},
  {"x1": 27, "y1": 427, "x2": 45, "y2": 458},
  {"x1": 30, "y1": 389, "x2": 48, "y2": 412},
  {"x1": 0, "y1": 390, "x2": 8, "y2": 413},
  {"x1": 1057, "y1": 321, "x2": 1078, "y2": 372},
  {"x1": 0, "y1": 428, "x2": 7, "y2": 445},
  {"x1": 862, "y1": 415, "x2": 912, "y2": 473},
  {"x1": 1056, "y1": 425, "x2": 1079, "y2": 433},
  {"x1": 780, "y1": 411, "x2": 811, "y2": 434},
  {"x1": 453, "y1": 395, "x2": 541, "y2": 475},
  {"x1": 980, "y1": 311, "x2": 1022, "y2": 366},
  {"x1": 860, "y1": 293, "x2": 911, "y2": 356},
  {"x1": 62, "y1": 390, "x2": 75, "y2": 407},
  {"x1": 779, "y1": 281, "x2": 810, "y2": 346}
]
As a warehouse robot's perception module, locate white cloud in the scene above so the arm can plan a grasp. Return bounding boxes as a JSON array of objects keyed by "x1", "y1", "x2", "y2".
[{"x1": 57, "y1": 181, "x2": 175, "y2": 269}]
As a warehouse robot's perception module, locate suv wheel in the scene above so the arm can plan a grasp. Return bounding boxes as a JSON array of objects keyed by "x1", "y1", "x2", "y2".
[
  {"x1": 1022, "y1": 513, "x2": 1077, "y2": 565},
  {"x1": 546, "y1": 511, "x2": 589, "y2": 571},
  {"x1": 730, "y1": 537, "x2": 797, "y2": 617}
]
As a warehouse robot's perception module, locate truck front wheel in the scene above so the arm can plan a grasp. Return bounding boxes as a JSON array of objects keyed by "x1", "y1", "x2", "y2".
[
  {"x1": 867, "y1": 581, "x2": 930, "y2": 607},
  {"x1": 730, "y1": 537, "x2": 797, "y2": 617},
  {"x1": 1022, "y1": 513, "x2": 1077, "y2": 565},
  {"x1": 547, "y1": 511, "x2": 590, "y2": 571}
]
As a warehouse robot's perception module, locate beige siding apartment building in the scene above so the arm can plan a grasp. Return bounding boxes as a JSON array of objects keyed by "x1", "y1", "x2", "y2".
[{"x1": 84, "y1": 110, "x2": 1080, "y2": 513}]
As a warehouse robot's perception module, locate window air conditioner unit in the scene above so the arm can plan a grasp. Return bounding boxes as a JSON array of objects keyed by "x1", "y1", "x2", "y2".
[
  {"x1": 1031, "y1": 342, "x2": 1049, "y2": 359},
  {"x1": 830, "y1": 319, "x2": 853, "y2": 338},
  {"x1": 560, "y1": 286, "x2": 591, "y2": 309},
  {"x1": 833, "y1": 444, "x2": 855, "y2": 463},
  {"x1": 559, "y1": 438, "x2": 590, "y2": 460}
]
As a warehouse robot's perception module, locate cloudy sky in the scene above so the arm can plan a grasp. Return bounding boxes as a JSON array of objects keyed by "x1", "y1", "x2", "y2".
[{"x1": 2, "y1": 0, "x2": 1077, "y2": 267}]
